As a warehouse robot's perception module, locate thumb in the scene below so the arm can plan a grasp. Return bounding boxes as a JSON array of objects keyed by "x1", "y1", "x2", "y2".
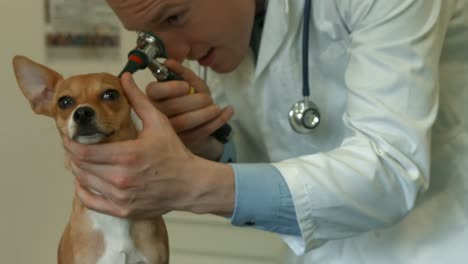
[{"x1": 120, "y1": 72, "x2": 163, "y2": 130}]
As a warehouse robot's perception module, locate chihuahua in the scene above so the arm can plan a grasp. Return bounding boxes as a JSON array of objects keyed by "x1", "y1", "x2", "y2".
[{"x1": 12, "y1": 56, "x2": 169, "y2": 264}]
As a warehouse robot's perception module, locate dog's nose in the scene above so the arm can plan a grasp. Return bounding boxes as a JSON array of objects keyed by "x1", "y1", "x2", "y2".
[{"x1": 73, "y1": 106, "x2": 95, "y2": 125}]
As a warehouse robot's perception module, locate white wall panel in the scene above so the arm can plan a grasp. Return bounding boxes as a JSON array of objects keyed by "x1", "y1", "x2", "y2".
[{"x1": 165, "y1": 212, "x2": 285, "y2": 262}]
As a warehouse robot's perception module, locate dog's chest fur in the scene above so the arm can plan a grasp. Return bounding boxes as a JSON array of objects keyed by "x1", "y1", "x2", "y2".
[{"x1": 87, "y1": 210, "x2": 148, "y2": 264}]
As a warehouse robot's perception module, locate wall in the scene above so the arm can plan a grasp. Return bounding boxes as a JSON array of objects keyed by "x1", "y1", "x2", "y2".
[{"x1": 0, "y1": 1, "x2": 286, "y2": 263}]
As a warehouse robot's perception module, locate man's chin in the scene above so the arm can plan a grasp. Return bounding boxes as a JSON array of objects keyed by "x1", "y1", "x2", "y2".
[{"x1": 210, "y1": 58, "x2": 242, "y2": 74}]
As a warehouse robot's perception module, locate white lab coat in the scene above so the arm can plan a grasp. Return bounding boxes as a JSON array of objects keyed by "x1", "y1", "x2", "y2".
[{"x1": 192, "y1": 0, "x2": 468, "y2": 263}]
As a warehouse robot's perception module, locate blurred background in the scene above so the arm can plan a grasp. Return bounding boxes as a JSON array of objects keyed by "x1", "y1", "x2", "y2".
[{"x1": 0, "y1": 1, "x2": 286, "y2": 263}]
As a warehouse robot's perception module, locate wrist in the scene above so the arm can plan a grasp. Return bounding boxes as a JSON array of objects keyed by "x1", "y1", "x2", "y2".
[
  {"x1": 183, "y1": 158, "x2": 235, "y2": 217},
  {"x1": 190, "y1": 137, "x2": 224, "y2": 161}
]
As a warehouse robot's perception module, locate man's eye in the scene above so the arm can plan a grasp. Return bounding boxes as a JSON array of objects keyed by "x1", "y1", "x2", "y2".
[
  {"x1": 166, "y1": 11, "x2": 187, "y2": 26},
  {"x1": 102, "y1": 89, "x2": 120, "y2": 101},
  {"x1": 58, "y1": 96, "x2": 75, "y2": 109},
  {"x1": 166, "y1": 15, "x2": 181, "y2": 25}
]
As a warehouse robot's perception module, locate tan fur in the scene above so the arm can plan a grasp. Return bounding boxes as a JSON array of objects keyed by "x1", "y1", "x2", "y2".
[{"x1": 13, "y1": 55, "x2": 169, "y2": 264}]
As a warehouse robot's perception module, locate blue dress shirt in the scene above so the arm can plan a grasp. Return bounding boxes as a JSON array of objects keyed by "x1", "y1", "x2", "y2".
[{"x1": 219, "y1": 141, "x2": 301, "y2": 236}]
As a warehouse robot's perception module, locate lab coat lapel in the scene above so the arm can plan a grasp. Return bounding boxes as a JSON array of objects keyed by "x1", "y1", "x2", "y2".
[{"x1": 255, "y1": 0, "x2": 291, "y2": 78}]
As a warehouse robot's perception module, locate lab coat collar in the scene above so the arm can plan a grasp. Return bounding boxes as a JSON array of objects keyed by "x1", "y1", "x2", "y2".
[{"x1": 255, "y1": 0, "x2": 294, "y2": 78}]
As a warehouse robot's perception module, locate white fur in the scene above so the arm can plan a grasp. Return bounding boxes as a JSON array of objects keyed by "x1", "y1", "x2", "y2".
[
  {"x1": 75, "y1": 134, "x2": 106, "y2": 144},
  {"x1": 88, "y1": 210, "x2": 148, "y2": 264},
  {"x1": 67, "y1": 108, "x2": 78, "y2": 140}
]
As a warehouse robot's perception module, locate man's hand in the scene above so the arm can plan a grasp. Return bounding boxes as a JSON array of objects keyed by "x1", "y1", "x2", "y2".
[
  {"x1": 64, "y1": 73, "x2": 235, "y2": 219},
  {"x1": 145, "y1": 60, "x2": 234, "y2": 160}
]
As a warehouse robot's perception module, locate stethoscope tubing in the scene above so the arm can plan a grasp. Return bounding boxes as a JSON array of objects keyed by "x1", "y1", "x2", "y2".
[{"x1": 302, "y1": 0, "x2": 311, "y2": 98}]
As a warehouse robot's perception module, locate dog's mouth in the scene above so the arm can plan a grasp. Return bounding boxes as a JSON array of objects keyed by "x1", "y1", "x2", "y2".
[{"x1": 72, "y1": 127, "x2": 115, "y2": 144}]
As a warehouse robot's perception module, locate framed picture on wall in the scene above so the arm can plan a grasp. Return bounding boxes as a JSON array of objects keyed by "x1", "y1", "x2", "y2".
[{"x1": 44, "y1": 0, "x2": 121, "y2": 60}]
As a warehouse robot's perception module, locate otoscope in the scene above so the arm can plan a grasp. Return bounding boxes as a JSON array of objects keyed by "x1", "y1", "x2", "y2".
[{"x1": 119, "y1": 32, "x2": 232, "y2": 143}]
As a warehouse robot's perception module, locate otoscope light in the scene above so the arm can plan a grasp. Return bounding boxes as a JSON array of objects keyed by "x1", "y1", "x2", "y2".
[{"x1": 135, "y1": 32, "x2": 167, "y2": 59}]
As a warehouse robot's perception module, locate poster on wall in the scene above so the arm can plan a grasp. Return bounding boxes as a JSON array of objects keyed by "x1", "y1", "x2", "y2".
[{"x1": 45, "y1": 0, "x2": 121, "y2": 60}]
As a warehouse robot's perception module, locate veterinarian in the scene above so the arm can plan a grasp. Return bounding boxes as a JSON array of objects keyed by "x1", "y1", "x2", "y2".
[{"x1": 64, "y1": 0, "x2": 468, "y2": 263}]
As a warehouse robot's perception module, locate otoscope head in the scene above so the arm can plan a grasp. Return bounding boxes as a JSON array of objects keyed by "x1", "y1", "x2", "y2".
[
  {"x1": 136, "y1": 32, "x2": 167, "y2": 59},
  {"x1": 119, "y1": 32, "x2": 167, "y2": 77}
]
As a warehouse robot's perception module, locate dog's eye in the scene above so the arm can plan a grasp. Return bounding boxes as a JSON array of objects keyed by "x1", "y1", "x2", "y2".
[
  {"x1": 58, "y1": 96, "x2": 75, "y2": 109},
  {"x1": 102, "y1": 89, "x2": 119, "y2": 101}
]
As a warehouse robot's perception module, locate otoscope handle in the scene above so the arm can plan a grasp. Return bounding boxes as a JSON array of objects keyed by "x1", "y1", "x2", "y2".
[
  {"x1": 161, "y1": 70, "x2": 232, "y2": 144},
  {"x1": 164, "y1": 71, "x2": 184, "y2": 81}
]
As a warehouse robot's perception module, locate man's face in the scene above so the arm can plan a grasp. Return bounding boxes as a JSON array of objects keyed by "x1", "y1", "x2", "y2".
[{"x1": 107, "y1": 0, "x2": 256, "y2": 73}]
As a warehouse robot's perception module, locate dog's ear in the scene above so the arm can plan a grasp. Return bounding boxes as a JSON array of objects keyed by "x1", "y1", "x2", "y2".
[{"x1": 12, "y1": 55, "x2": 64, "y2": 116}]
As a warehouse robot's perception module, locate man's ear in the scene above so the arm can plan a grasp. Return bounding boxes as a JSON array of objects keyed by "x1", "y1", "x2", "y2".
[{"x1": 12, "y1": 55, "x2": 63, "y2": 116}]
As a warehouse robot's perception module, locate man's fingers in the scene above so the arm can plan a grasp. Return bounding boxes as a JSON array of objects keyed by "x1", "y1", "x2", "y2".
[
  {"x1": 179, "y1": 106, "x2": 234, "y2": 144},
  {"x1": 146, "y1": 80, "x2": 190, "y2": 101},
  {"x1": 70, "y1": 160, "x2": 126, "y2": 193},
  {"x1": 75, "y1": 180, "x2": 126, "y2": 217},
  {"x1": 121, "y1": 72, "x2": 164, "y2": 129},
  {"x1": 158, "y1": 93, "x2": 213, "y2": 117},
  {"x1": 170, "y1": 105, "x2": 221, "y2": 132},
  {"x1": 164, "y1": 59, "x2": 210, "y2": 94},
  {"x1": 63, "y1": 137, "x2": 135, "y2": 165}
]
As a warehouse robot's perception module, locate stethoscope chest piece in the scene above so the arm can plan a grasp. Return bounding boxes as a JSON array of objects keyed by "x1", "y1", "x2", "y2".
[{"x1": 289, "y1": 98, "x2": 320, "y2": 134}]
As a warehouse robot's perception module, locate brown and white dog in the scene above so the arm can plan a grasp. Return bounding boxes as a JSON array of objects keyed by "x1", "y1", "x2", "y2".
[{"x1": 12, "y1": 56, "x2": 169, "y2": 264}]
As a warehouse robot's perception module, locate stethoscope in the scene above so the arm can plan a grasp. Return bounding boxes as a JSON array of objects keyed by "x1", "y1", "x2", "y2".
[{"x1": 288, "y1": 0, "x2": 321, "y2": 133}]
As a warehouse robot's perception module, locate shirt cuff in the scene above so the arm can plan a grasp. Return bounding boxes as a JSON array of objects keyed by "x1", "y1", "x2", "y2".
[{"x1": 229, "y1": 163, "x2": 301, "y2": 236}]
